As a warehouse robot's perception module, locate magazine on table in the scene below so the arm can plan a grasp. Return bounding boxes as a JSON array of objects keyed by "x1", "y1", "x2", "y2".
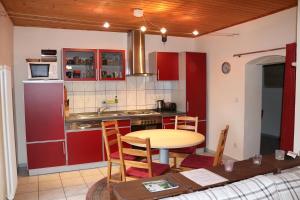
[{"x1": 143, "y1": 179, "x2": 179, "y2": 192}]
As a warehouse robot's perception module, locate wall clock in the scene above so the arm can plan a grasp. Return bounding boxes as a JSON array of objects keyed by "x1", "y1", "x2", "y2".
[{"x1": 222, "y1": 62, "x2": 231, "y2": 74}]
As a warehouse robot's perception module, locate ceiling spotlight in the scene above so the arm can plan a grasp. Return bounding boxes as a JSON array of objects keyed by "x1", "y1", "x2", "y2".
[
  {"x1": 103, "y1": 22, "x2": 110, "y2": 28},
  {"x1": 160, "y1": 27, "x2": 167, "y2": 34},
  {"x1": 140, "y1": 26, "x2": 147, "y2": 32},
  {"x1": 192, "y1": 30, "x2": 199, "y2": 36}
]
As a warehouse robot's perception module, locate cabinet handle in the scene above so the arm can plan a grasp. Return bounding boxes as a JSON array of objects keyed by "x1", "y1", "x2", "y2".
[
  {"x1": 187, "y1": 101, "x2": 189, "y2": 113},
  {"x1": 99, "y1": 68, "x2": 102, "y2": 80},
  {"x1": 62, "y1": 142, "x2": 66, "y2": 155},
  {"x1": 158, "y1": 69, "x2": 160, "y2": 80}
]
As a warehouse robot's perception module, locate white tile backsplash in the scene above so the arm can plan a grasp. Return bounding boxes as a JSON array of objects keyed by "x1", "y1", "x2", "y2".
[
  {"x1": 96, "y1": 82, "x2": 105, "y2": 91},
  {"x1": 65, "y1": 82, "x2": 73, "y2": 91},
  {"x1": 68, "y1": 77, "x2": 178, "y2": 113},
  {"x1": 126, "y1": 76, "x2": 136, "y2": 90},
  {"x1": 155, "y1": 90, "x2": 165, "y2": 100},
  {"x1": 127, "y1": 105, "x2": 137, "y2": 110},
  {"x1": 73, "y1": 82, "x2": 85, "y2": 92},
  {"x1": 155, "y1": 81, "x2": 164, "y2": 90},
  {"x1": 163, "y1": 81, "x2": 172, "y2": 90},
  {"x1": 96, "y1": 91, "x2": 106, "y2": 107},
  {"x1": 106, "y1": 90, "x2": 117, "y2": 100},
  {"x1": 126, "y1": 91, "x2": 137, "y2": 106},
  {"x1": 73, "y1": 92, "x2": 85, "y2": 108},
  {"x1": 105, "y1": 81, "x2": 117, "y2": 91},
  {"x1": 136, "y1": 77, "x2": 146, "y2": 91},
  {"x1": 145, "y1": 76, "x2": 155, "y2": 89},
  {"x1": 145, "y1": 90, "x2": 156, "y2": 105},
  {"x1": 137, "y1": 90, "x2": 145, "y2": 106},
  {"x1": 164, "y1": 90, "x2": 172, "y2": 102},
  {"x1": 116, "y1": 81, "x2": 126, "y2": 91},
  {"x1": 84, "y1": 82, "x2": 96, "y2": 91},
  {"x1": 117, "y1": 90, "x2": 127, "y2": 106},
  {"x1": 84, "y1": 91, "x2": 96, "y2": 108}
]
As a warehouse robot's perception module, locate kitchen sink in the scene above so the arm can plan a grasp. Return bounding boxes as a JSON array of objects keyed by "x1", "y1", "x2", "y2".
[
  {"x1": 77, "y1": 113, "x2": 99, "y2": 119},
  {"x1": 100, "y1": 113, "x2": 123, "y2": 117}
]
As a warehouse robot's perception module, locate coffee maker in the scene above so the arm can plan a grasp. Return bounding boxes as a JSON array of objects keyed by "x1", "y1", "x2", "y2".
[{"x1": 156, "y1": 100, "x2": 164, "y2": 112}]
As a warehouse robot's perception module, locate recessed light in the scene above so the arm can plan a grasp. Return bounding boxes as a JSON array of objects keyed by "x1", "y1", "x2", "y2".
[
  {"x1": 103, "y1": 22, "x2": 110, "y2": 28},
  {"x1": 192, "y1": 30, "x2": 199, "y2": 36},
  {"x1": 160, "y1": 27, "x2": 167, "y2": 34},
  {"x1": 140, "y1": 26, "x2": 147, "y2": 32}
]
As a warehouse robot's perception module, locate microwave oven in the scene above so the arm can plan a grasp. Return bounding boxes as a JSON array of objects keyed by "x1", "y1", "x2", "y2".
[{"x1": 28, "y1": 62, "x2": 58, "y2": 80}]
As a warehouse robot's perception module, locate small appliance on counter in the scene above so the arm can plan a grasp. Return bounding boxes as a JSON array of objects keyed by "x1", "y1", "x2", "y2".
[
  {"x1": 156, "y1": 100, "x2": 164, "y2": 112},
  {"x1": 26, "y1": 49, "x2": 59, "y2": 80},
  {"x1": 163, "y1": 102, "x2": 177, "y2": 112},
  {"x1": 27, "y1": 62, "x2": 58, "y2": 80},
  {"x1": 41, "y1": 49, "x2": 57, "y2": 62}
]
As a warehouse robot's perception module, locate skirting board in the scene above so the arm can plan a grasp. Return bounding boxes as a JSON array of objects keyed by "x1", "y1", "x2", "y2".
[
  {"x1": 28, "y1": 154, "x2": 161, "y2": 176},
  {"x1": 29, "y1": 162, "x2": 108, "y2": 176}
]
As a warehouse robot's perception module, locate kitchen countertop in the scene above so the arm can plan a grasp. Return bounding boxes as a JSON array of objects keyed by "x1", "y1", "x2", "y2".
[
  {"x1": 65, "y1": 110, "x2": 185, "y2": 123},
  {"x1": 64, "y1": 110, "x2": 185, "y2": 132}
]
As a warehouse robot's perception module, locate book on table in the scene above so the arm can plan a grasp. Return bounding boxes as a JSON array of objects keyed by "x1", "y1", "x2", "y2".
[{"x1": 143, "y1": 179, "x2": 179, "y2": 192}]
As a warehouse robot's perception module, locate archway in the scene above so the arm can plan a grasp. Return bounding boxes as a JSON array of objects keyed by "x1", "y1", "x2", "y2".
[{"x1": 244, "y1": 55, "x2": 285, "y2": 158}]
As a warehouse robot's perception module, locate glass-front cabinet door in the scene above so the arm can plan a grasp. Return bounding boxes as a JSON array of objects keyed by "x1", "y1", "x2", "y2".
[
  {"x1": 98, "y1": 50, "x2": 125, "y2": 80},
  {"x1": 63, "y1": 48, "x2": 97, "y2": 81}
]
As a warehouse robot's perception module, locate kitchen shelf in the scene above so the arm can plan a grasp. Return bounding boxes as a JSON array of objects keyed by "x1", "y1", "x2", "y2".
[
  {"x1": 63, "y1": 48, "x2": 97, "y2": 81},
  {"x1": 98, "y1": 49, "x2": 125, "y2": 80}
]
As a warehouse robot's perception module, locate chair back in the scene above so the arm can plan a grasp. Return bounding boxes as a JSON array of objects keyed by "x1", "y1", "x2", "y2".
[
  {"x1": 101, "y1": 120, "x2": 120, "y2": 161},
  {"x1": 213, "y1": 125, "x2": 229, "y2": 166},
  {"x1": 175, "y1": 115, "x2": 198, "y2": 132},
  {"x1": 117, "y1": 134, "x2": 153, "y2": 179}
]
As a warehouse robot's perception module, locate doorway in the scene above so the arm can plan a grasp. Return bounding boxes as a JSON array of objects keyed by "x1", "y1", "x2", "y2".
[{"x1": 260, "y1": 63, "x2": 284, "y2": 155}]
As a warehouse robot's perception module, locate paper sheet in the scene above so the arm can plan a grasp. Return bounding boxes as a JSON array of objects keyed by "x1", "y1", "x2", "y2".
[{"x1": 180, "y1": 168, "x2": 228, "y2": 186}]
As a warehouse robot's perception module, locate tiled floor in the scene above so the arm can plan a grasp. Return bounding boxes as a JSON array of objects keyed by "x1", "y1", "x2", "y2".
[
  {"x1": 15, "y1": 167, "x2": 113, "y2": 200},
  {"x1": 15, "y1": 155, "x2": 214, "y2": 200}
]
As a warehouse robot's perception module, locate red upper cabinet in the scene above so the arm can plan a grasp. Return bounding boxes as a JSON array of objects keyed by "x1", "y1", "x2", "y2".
[
  {"x1": 150, "y1": 52, "x2": 179, "y2": 81},
  {"x1": 63, "y1": 48, "x2": 97, "y2": 81},
  {"x1": 98, "y1": 49, "x2": 126, "y2": 80},
  {"x1": 24, "y1": 82, "x2": 65, "y2": 142},
  {"x1": 186, "y1": 52, "x2": 206, "y2": 120}
]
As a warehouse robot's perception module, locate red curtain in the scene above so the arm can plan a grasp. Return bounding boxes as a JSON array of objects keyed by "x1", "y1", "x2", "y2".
[{"x1": 280, "y1": 43, "x2": 296, "y2": 151}]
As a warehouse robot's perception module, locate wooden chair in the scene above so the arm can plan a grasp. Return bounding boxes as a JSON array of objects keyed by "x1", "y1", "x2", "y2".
[
  {"x1": 102, "y1": 121, "x2": 136, "y2": 183},
  {"x1": 117, "y1": 134, "x2": 170, "y2": 182},
  {"x1": 169, "y1": 116, "x2": 198, "y2": 167},
  {"x1": 180, "y1": 125, "x2": 229, "y2": 169}
]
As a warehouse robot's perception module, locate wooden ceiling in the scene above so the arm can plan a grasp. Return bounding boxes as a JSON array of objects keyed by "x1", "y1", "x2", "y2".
[{"x1": 1, "y1": 0, "x2": 297, "y2": 37}]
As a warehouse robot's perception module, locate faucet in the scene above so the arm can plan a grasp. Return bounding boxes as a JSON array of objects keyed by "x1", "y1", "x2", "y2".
[{"x1": 97, "y1": 106, "x2": 109, "y2": 114}]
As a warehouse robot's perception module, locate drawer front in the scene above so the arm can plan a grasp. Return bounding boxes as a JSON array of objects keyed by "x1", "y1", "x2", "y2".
[
  {"x1": 163, "y1": 116, "x2": 175, "y2": 124},
  {"x1": 27, "y1": 141, "x2": 66, "y2": 169}
]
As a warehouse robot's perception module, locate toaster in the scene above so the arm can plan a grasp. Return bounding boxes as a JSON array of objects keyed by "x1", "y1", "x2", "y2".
[{"x1": 163, "y1": 102, "x2": 177, "y2": 112}]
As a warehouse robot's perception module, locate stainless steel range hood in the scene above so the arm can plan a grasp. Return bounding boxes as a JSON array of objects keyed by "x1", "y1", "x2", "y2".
[{"x1": 127, "y1": 30, "x2": 154, "y2": 76}]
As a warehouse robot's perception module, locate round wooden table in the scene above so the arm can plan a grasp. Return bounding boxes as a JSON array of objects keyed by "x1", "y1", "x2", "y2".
[{"x1": 126, "y1": 129, "x2": 205, "y2": 164}]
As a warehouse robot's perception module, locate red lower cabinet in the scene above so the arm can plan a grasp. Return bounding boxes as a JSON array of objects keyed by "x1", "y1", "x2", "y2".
[
  {"x1": 163, "y1": 116, "x2": 175, "y2": 129},
  {"x1": 198, "y1": 121, "x2": 206, "y2": 148},
  {"x1": 119, "y1": 127, "x2": 131, "y2": 135},
  {"x1": 27, "y1": 141, "x2": 66, "y2": 169},
  {"x1": 164, "y1": 124, "x2": 175, "y2": 129},
  {"x1": 67, "y1": 130, "x2": 103, "y2": 165}
]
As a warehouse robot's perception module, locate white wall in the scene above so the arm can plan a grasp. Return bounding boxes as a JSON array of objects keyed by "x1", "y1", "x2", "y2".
[
  {"x1": 0, "y1": 2, "x2": 13, "y2": 199},
  {"x1": 13, "y1": 27, "x2": 195, "y2": 165},
  {"x1": 195, "y1": 7, "x2": 297, "y2": 160},
  {"x1": 294, "y1": 1, "x2": 300, "y2": 154}
]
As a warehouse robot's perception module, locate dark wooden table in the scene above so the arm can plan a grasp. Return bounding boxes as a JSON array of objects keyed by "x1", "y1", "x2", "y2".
[{"x1": 112, "y1": 154, "x2": 300, "y2": 200}]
